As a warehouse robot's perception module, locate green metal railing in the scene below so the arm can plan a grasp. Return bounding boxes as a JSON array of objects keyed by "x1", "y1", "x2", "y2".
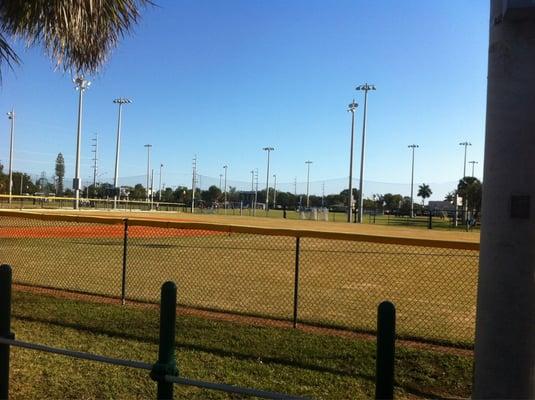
[{"x1": 0, "y1": 264, "x2": 396, "y2": 399}]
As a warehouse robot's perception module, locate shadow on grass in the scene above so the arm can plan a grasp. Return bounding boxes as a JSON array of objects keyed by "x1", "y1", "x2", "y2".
[{"x1": 13, "y1": 313, "x2": 454, "y2": 399}]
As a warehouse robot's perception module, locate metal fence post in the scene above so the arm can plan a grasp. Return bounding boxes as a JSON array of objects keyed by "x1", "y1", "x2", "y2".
[
  {"x1": 293, "y1": 237, "x2": 301, "y2": 328},
  {"x1": 121, "y1": 219, "x2": 129, "y2": 305},
  {"x1": 0, "y1": 264, "x2": 14, "y2": 400},
  {"x1": 375, "y1": 301, "x2": 396, "y2": 400},
  {"x1": 151, "y1": 281, "x2": 178, "y2": 400},
  {"x1": 428, "y1": 211, "x2": 433, "y2": 230}
]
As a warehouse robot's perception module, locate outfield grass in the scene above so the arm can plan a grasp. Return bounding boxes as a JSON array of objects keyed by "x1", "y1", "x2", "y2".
[
  {"x1": 10, "y1": 291, "x2": 473, "y2": 399},
  {"x1": 1, "y1": 213, "x2": 479, "y2": 346}
]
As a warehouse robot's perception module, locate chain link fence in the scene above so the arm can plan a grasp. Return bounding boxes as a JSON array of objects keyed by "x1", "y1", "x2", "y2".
[{"x1": 0, "y1": 211, "x2": 479, "y2": 346}]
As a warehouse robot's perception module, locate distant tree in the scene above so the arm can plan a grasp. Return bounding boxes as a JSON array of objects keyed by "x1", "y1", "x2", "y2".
[
  {"x1": 130, "y1": 184, "x2": 146, "y2": 200},
  {"x1": 444, "y1": 191, "x2": 456, "y2": 203},
  {"x1": 55, "y1": 153, "x2": 65, "y2": 195},
  {"x1": 205, "y1": 185, "x2": 222, "y2": 203},
  {"x1": 383, "y1": 193, "x2": 404, "y2": 211},
  {"x1": 457, "y1": 177, "x2": 483, "y2": 213},
  {"x1": 417, "y1": 184, "x2": 432, "y2": 205}
]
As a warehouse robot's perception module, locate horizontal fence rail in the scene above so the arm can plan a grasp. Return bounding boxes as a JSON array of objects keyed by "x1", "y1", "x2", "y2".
[{"x1": 0, "y1": 210, "x2": 479, "y2": 346}]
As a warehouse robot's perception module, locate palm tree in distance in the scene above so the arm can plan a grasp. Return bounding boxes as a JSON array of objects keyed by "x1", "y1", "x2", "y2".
[
  {"x1": 417, "y1": 183, "x2": 432, "y2": 206},
  {"x1": 0, "y1": 0, "x2": 151, "y2": 79}
]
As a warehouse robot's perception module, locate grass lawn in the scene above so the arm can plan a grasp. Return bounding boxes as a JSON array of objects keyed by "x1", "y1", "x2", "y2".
[{"x1": 9, "y1": 291, "x2": 473, "y2": 399}]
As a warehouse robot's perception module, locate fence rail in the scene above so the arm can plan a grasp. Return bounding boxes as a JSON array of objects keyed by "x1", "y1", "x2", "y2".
[
  {"x1": 0, "y1": 210, "x2": 479, "y2": 346},
  {"x1": 0, "y1": 265, "x2": 396, "y2": 399}
]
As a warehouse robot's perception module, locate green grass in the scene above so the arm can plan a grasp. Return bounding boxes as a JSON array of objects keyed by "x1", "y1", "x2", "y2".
[
  {"x1": 1, "y1": 217, "x2": 479, "y2": 346},
  {"x1": 10, "y1": 290, "x2": 473, "y2": 399}
]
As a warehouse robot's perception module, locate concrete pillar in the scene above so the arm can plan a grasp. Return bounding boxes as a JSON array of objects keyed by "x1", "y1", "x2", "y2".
[{"x1": 474, "y1": 1, "x2": 535, "y2": 398}]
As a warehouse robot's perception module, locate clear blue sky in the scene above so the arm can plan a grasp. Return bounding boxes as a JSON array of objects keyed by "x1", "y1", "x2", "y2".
[{"x1": 0, "y1": 0, "x2": 489, "y2": 199}]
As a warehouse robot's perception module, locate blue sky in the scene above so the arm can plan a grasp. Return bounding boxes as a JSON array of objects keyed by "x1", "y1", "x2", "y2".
[{"x1": 0, "y1": 0, "x2": 489, "y2": 199}]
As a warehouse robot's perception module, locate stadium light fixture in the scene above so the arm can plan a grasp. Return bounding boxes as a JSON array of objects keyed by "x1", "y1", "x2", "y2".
[
  {"x1": 408, "y1": 144, "x2": 419, "y2": 218},
  {"x1": 112, "y1": 98, "x2": 132, "y2": 209},
  {"x1": 355, "y1": 83, "x2": 376, "y2": 223},
  {"x1": 347, "y1": 100, "x2": 358, "y2": 222},
  {"x1": 73, "y1": 76, "x2": 91, "y2": 210},
  {"x1": 263, "y1": 147, "x2": 274, "y2": 213}
]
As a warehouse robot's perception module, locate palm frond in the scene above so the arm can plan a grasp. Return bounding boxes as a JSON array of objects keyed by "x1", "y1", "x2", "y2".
[
  {"x1": 0, "y1": 32, "x2": 21, "y2": 82},
  {"x1": 0, "y1": 0, "x2": 152, "y2": 74}
]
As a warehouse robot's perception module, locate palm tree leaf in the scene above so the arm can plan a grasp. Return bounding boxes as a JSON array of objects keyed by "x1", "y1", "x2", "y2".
[
  {"x1": 0, "y1": 0, "x2": 152, "y2": 74},
  {"x1": 0, "y1": 32, "x2": 21, "y2": 82}
]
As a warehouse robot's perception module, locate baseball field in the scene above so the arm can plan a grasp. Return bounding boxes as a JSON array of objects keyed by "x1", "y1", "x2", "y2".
[{"x1": 0, "y1": 209, "x2": 480, "y2": 346}]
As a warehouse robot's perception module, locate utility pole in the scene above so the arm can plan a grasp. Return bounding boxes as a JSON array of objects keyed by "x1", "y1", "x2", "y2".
[
  {"x1": 459, "y1": 141, "x2": 472, "y2": 178},
  {"x1": 347, "y1": 100, "x2": 358, "y2": 222},
  {"x1": 273, "y1": 174, "x2": 277, "y2": 208},
  {"x1": 7, "y1": 109, "x2": 15, "y2": 203},
  {"x1": 263, "y1": 147, "x2": 274, "y2": 213},
  {"x1": 408, "y1": 144, "x2": 419, "y2": 218},
  {"x1": 474, "y1": 1, "x2": 535, "y2": 398},
  {"x1": 305, "y1": 160, "x2": 313, "y2": 208},
  {"x1": 144, "y1": 144, "x2": 152, "y2": 203},
  {"x1": 191, "y1": 155, "x2": 197, "y2": 213},
  {"x1": 469, "y1": 160, "x2": 478, "y2": 178},
  {"x1": 355, "y1": 83, "x2": 376, "y2": 223},
  {"x1": 91, "y1": 134, "x2": 98, "y2": 193},
  {"x1": 112, "y1": 98, "x2": 131, "y2": 209},
  {"x1": 73, "y1": 76, "x2": 90, "y2": 210},
  {"x1": 159, "y1": 163, "x2": 163, "y2": 201}
]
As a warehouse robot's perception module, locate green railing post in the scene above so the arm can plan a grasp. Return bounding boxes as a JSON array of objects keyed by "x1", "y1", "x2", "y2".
[
  {"x1": 0, "y1": 264, "x2": 14, "y2": 400},
  {"x1": 375, "y1": 301, "x2": 396, "y2": 400},
  {"x1": 151, "y1": 282, "x2": 178, "y2": 400}
]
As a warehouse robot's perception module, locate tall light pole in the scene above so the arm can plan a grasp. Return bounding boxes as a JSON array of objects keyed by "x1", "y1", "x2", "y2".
[
  {"x1": 159, "y1": 163, "x2": 163, "y2": 200},
  {"x1": 469, "y1": 160, "x2": 478, "y2": 178},
  {"x1": 347, "y1": 100, "x2": 358, "y2": 222},
  {"x1": 144, "y1": 144, "x2": 152, "y2": 203},
  {"x1": 305, "y1": 160, "x2": 313, "y2": 208},
  {"x1": 219, "y1": 174, "x2": 223, "y2": 189},
  {"x1": 355, "y1": 83, "x2": 376, "y2": 223},
  {"x1": 73, "y1": 76, "x2": 90, "y2": 210},
  {"x1": 263, "y1": 147, "x2": 274, "y2": 213},
  {"x1": 459, "y1": 141, "x2": 472, "y2": 177},
  {"x1": 408, "y1": 144, "x2": 419, "y2": 218},
  {"x1": 7, "y1": 109, "x2": 15, "y2": 203},
  {"x1": 250, "y1": 169, "x2": 255, "y2": 212},
  {"x1": 191, "y1": 156, "x2": 197, "y2": 213},
  {"x1": 223, "y1": 165, "x2": 228, "y2": 212},
  {"x1": 273, "y1": 174, "x2": 277, "y2": 208},
  {"x1": 112, "y1": 98, "x2": 131, "y2": 209}
]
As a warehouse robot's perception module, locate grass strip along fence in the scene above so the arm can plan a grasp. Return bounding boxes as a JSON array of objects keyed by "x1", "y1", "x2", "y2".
[
  {"x1": 0, "y1": 265, "x2": 397, "y2": 400},
  {"x1": 0, "y1": 210, "x2": 479, "y2": 347}
]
